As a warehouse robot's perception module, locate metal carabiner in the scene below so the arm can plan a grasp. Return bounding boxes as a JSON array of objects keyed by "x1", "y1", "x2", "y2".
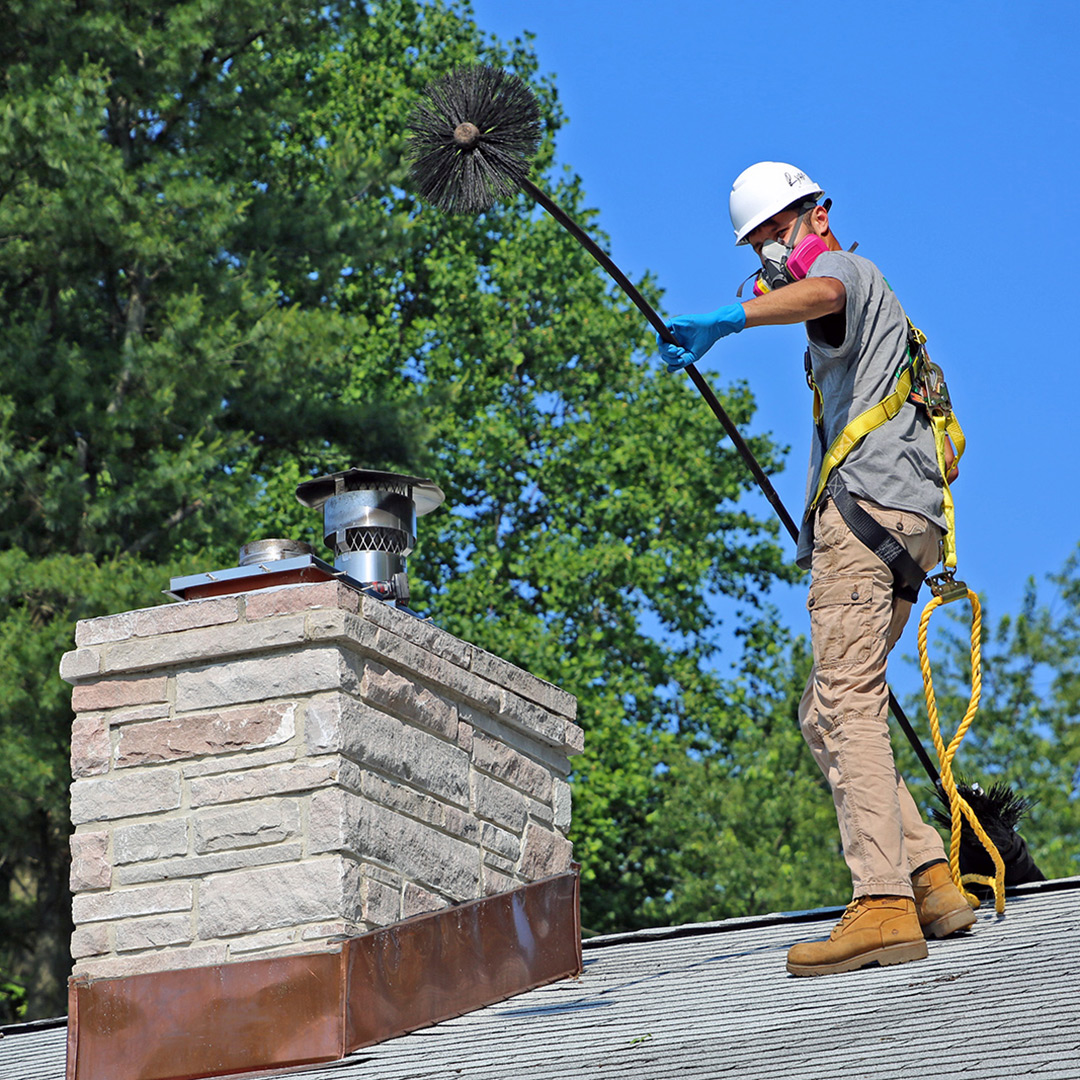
[{"x1": 927, "y1": 569, "x2": 969, "y2": 604}]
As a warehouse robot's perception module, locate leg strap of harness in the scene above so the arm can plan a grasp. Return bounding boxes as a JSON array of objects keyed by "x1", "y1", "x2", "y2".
[{"x1": 824, "y1": 473, "x2": 926, "y2": 604}]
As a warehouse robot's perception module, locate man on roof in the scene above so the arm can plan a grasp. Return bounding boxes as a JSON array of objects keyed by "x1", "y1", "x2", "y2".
[{"x1": 658, "y1": 161, "x2": 975, "y2": 977}]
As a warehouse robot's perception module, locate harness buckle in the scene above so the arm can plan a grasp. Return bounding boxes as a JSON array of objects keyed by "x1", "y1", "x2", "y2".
[
  {"x1": 927, "y1": 570, "x2": 968, "y2": 604},
  {"x1": 918, "y1": 360, "x2": 952, "y2": 415}
]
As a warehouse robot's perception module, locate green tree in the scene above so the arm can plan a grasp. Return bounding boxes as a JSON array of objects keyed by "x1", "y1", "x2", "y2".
[
  {"x1": 2, "y1": 0, "x2": 805, "y2": 1015},
  {"x1": 639, "y1": 628, "x2": 851, "y2": 926}
]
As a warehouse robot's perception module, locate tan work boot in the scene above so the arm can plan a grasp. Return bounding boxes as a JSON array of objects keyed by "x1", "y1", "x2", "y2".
[
  {"x1": 911, "y1": 861, "x2": 977, "y2": 938},
  {"x1": 786, "y1": 896, "x2": 927, "y2": 977}
]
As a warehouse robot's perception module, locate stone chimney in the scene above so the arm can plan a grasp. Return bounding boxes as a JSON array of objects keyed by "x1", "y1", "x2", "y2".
[{"x1": 61, "y1": 580, "x2": 582, "y2": 982}]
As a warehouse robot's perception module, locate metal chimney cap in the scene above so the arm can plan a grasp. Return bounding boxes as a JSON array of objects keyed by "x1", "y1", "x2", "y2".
[{"x1": 294, "y1": 468, "x2": 445, "y2": 516}]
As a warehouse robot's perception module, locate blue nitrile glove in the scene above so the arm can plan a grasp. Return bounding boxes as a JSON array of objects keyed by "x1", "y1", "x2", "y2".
[{"x1": 656, "y1": 303, "x2": 746, "y2": 372}]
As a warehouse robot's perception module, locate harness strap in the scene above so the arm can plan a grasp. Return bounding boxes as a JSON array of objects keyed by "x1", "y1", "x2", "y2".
[
  {"x1": 824, "y1": 473, "x2": 926, "y2": 604},
  {"x1": 805, "y1": 318, "x2": 965, "y2": 569},
  {"x1": 929, "y1": 402, "x2": 965, "y2": 571},
  {"x1": 808, "y1": 361, "x2": 916, "y2": 515}
]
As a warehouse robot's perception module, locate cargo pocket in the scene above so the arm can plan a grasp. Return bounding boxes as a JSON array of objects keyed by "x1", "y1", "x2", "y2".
[
  {"x1": 856, "y1": 501, "x2": 941, "y2": 574},
  {"x1": 856, "y1": 501, "x2": 928, "y2": 541},
  {"x1": 807, "y1": 576, "x2": 875, "y2": 669}
]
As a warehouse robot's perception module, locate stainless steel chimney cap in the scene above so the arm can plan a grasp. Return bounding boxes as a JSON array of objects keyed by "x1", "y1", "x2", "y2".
[
  {"x1": 294, "y1": 468, "x2": 445, "y2": 602},
  {"x1": 295, "y1": 468, "x2": 444, "y2": 515}
]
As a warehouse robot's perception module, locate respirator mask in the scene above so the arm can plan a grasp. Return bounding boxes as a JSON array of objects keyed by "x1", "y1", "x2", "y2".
[{"x1": 738, "y1": 198, "x2": 834, "y2": 298}]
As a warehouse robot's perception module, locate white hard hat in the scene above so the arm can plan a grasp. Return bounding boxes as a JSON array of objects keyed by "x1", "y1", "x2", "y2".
[{"x1": 729, "y1": 161, "x2": 824, "y2": 245}]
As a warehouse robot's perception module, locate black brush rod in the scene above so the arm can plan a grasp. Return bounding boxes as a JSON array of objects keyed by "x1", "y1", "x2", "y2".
[
  {"x1": 522, "y1": 177, "x2": 799, "y2": 542},
  {"x1": 521, "y1": 174, "x2": 942, "y2": 787}
]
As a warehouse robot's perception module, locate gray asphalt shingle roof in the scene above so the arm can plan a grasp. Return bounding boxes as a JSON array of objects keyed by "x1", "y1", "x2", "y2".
[{"x1": 4, "y1": 877, "x2": 1078, "y2": 1080}]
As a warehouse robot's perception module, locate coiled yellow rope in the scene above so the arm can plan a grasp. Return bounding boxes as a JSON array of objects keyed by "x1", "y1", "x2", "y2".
[{"x1": 917, "y1": 585, "x2": 1006, "y2": 914}]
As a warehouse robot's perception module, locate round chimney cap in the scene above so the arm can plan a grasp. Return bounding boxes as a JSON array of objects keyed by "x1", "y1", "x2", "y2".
[{"x1": 295, "y1": 468, "x2": 445, "y2": 516}]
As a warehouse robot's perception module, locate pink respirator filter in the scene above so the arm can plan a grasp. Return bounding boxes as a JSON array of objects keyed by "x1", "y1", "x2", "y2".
[{"x1": 785, "y1": 234, "x2": 829, "y2": 280}]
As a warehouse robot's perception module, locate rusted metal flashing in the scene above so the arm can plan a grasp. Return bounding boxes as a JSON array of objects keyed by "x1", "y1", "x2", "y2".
[
  {"x1": 345, "y1": 866, "x2": 581, "y2": 1050},
  {"x1": 66, "y1": 871, "x2": 581, "y2": 1080},
  {"x1": 66, "y1": 952, "x2": 345, "y2": 1080}
]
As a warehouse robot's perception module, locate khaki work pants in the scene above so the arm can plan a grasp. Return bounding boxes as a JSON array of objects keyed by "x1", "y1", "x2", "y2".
[{"x1": 798, "y1": 497, "x2": 948, "y2": 899}]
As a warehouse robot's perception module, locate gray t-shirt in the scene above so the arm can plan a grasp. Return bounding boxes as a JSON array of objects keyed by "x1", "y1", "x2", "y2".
[{"x1": 794, "y1": 250, "x2": 946, "y2": 568}]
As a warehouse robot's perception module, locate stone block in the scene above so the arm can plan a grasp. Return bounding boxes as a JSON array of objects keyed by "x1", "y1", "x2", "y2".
[
  {"x1": 518, "y1": 822, "x2": 574, "y2": 880},
  {"x1": 564, "y1": 719, "x2": 585, "y2": 756},
  {"x1": 115, "y1": 843, "x2": 304, "y2": 887},
  {"x1": 471, "y1": 730, "x2": 553, "y2": 802},
  {"x1": 72, "y1": 881, "x2": 193, "y2": 925},
  {"x1": 113, "y1": 819, "x2": 189, "y2": 865},
  {"x1": 304, "y1": 609, "x2": 352, "y2": 644},
  {"x1": 456, "y1": 719, "x2": 473, "y2": 753},
  {"x1": 481, "y1": 865, "x2": 518, "y2": 897},
  {"x1": 193, "y1": 799, "x2": 300, "y2": 853},
  {"x1": 198, "y1": 857, "x2": 361, "y2": 939},
  {"x1": 70, "y1": 831, "x2": 111, "y2": 892},
  {"x1": 71, "y1": 676, "x2": 169, "y2": 714},
  {"x1": 114, "y1": 913, "x2": 193, "y2": 953},
  {"x1": 362, "y1": 863, "x2": 403, "y2": 888},
  {"x1": 553, "y1": 777, "x2": 573, "y2": 832},
  {"x1": 309, "y1": 791, "x2": 479, "y2": 901},
  {"x1": 362, "y1": 876, "x2": 402, "y2": 926},
  {"x1": 481, "y1": 822, "x2": 520, "y2": 862},
  {"x1": 471, "y1": 772, "x2": 528, "y2": 835},
  {"x1": 115, "y1": 702, "x2": 297, "y2": 768},
  {"x1": 106, "y1": 616, "x2": 310, "y2": 677},
  {"x1": 304, "y1": 695, "x2": 342, "y2": 754},
  {"x1": 470, "y1": 647, "x2": 578, "y2": 720},
  {"x1": 223, "y1": 928, "x2": 298, "y2": 955},
  {"x1": 181, "y1": 746, "x2": 295, "y2": 778},
  {"x1": 465, "y1": 705, "x2": 573, "y2": 777},
  {"x1": 359, "y1": 661, "x2": 458, "y2": 739},
  {"x1": 175, "y1": 647, "x2": 344, "y2": 712},
  {"x1": 368, "y1": 628, "x2": 501, "y2": 714},
  {"x1": 73, "y1": 944, "x2": 226, "y2": 981},
  {"x1": 76, "y1": 611, "x2": 137, "y2": 648},
  {"x1": 244, "y1": 581, "x2": 360, "y2": 621},
  {"x1": 482, "y1": 852, "x2": 515, "y2": 874},
  {"x1": 496, "y1": 689, "x2": 568, "y2": 749},
  {"x1": 71, "y1": 713, "x2": 110, "y2": 778},
  {"x1": 337, "y1": 699, "x2": 469, "y2": 807},
  {"x1": 301, "y1": 920, "x2": 364, "y2": 942},
  {"x1": 70, "y1": 923, "x2": 111, "y2": 960},
  {"x1": 359, "y1": 771, "x2": 479, "y2": 843},
  {"x1": 102, "y1": 704, "x2": 172, "y2": 727},
  {"x1": 188, "y1": 756, "x2": 356, "y2": 808},
  {"x1": 359, "y1": 596, "x2": 475, "y2": 669},
  {"x1": 524, "y1": 791, "x2": 554, "y2": 826},
  {"x1": 402, "y1": 882, "x2": 447, "y2": 920},
  {"x1": 59, "y1": 648, "x2": 102, "y2": 682},
  {"x1": 131, "y1": 597, "x2": 240, "y2": 638},
  {"x1": 71, "y1": 769, "x2": 182, "y2": 825}
]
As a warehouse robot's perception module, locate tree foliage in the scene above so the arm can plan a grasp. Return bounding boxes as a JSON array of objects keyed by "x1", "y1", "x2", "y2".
[{"x1": 3, "y1": 0, "x2": 984, "y2": 1020}]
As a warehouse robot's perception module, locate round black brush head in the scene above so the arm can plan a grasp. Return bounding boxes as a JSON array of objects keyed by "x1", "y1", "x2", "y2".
[
  {"x1": 932, "y1": 778, "x2": 1046, "y2": 884},
  {"x1": 408, "y1": 64, "x2": 542, "y2": 214}
]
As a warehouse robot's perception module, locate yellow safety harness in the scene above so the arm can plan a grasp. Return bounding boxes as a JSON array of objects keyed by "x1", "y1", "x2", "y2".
[
  {"x1": 805, "y1": 321, "x2": 966, "y2": 569},
  {"x1": 806, "y1": 320, "x2": 1006, "y2": 913}
]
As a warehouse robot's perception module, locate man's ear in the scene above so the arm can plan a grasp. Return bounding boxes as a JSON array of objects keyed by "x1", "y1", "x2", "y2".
[{"x1": 809, "y1": 203, "x2": 832, "y2": 238}]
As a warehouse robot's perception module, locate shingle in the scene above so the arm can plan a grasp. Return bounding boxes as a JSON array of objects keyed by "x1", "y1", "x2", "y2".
[{"x1": 3, "y1": 878, "x2": 1077, "y2": 1080}]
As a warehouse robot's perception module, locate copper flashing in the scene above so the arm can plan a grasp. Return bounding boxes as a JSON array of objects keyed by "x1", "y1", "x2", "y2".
[
  {"x1": 167, "y1": 556, "x2": 341, "y2": 601},
  {"x1": 345, "y1": 867, "x2": 582, "y2": 1050},
  {"x1": 66, "y1": 871, "x2": 581, "y2": 1080}
]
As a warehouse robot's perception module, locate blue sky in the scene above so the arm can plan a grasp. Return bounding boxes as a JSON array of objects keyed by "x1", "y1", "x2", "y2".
[{"x1": 467, "y1": 0, "x2": 1080, "y2": 696}]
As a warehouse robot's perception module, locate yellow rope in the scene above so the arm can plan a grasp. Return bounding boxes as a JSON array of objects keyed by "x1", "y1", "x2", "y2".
[{"x1": 917, "y1": 588, "x2": 1006, "y2": 914}]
